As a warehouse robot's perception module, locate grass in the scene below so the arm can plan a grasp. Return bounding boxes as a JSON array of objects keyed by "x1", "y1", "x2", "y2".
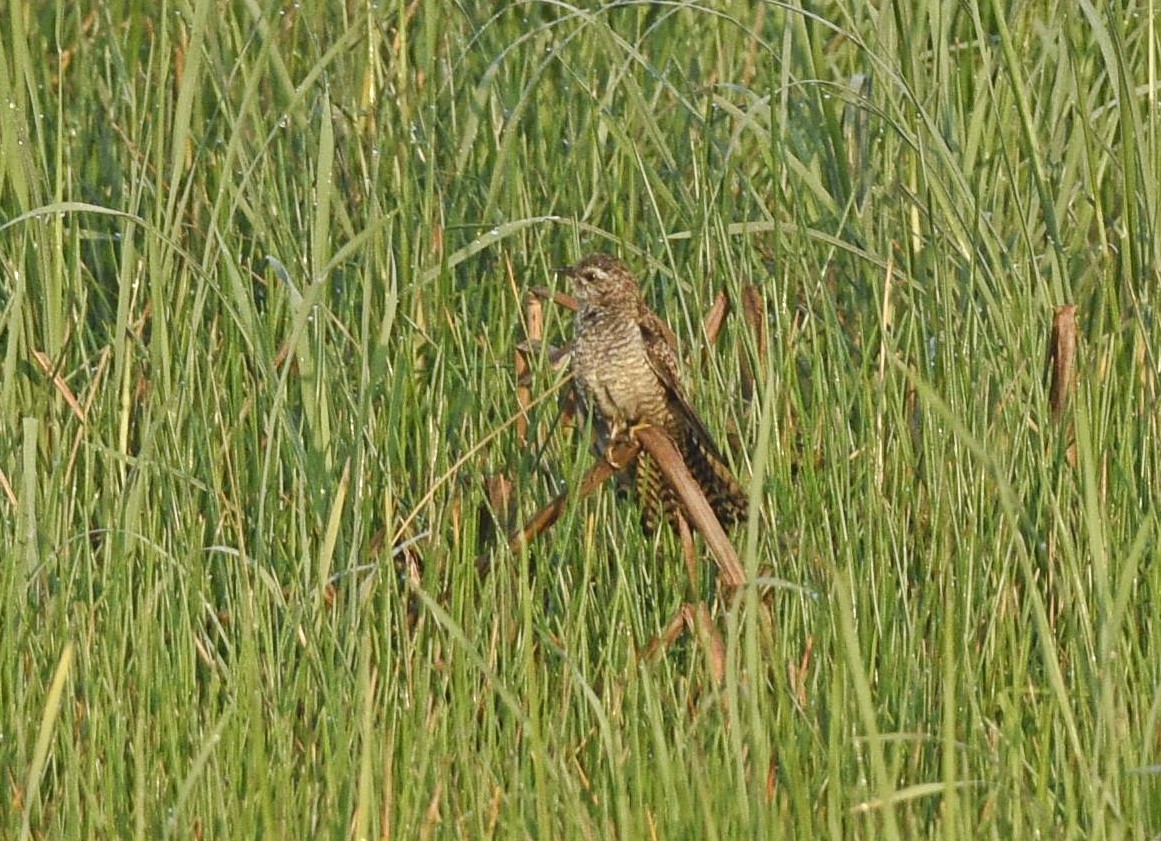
[{"x1": 1, "y1": 0, "x2": 1159, "y2": 838}]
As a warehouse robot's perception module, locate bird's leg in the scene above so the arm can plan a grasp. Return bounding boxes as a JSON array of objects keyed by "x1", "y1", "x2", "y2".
[
  {"x1": 603, "y1": 419, "x2": 649, "y2": 470},
  {"x1": 604, "y1": 419, "x2": 631, "y2": 469},
  {"x1": 626, "y1": 420, "x2": 654, "y2": 438}
]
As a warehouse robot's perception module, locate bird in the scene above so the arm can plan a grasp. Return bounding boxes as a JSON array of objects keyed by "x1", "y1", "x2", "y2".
[{"x1": 557, "y1": 253, "x2": 747, "y2": 534}]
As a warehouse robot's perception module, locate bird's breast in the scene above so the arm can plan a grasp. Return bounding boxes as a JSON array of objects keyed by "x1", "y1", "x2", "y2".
[{"x1": 573, "y1": 310, "x2": 670, "y2": 425}]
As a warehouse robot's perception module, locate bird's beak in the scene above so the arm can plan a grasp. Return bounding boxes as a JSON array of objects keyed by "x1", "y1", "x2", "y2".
[{"x1": 553, "y1": 264, "x2": 576, "y2": 278}]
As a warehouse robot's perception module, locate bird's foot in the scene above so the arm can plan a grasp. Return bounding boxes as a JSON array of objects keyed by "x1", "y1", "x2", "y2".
[{"x1": 604, "y1": 421, "x2": 651, "y2": 470}]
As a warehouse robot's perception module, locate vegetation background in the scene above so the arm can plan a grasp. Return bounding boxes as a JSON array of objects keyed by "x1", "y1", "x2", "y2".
[{"x1": 1, "y1": 0, "x2": 1158, "y2": 838}]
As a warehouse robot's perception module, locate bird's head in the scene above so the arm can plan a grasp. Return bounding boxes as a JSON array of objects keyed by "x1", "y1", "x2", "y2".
[{"x1": 556, "y1": 253, "x2": 638, "y2": 306}]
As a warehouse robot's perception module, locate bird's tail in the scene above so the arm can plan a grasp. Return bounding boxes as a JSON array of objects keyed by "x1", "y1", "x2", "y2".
[
  {"x1": 635, "y1": 427, "x2": 747, "y2": 534},
  {"x1": 682, "y1": 427, "x2": 748, "y2": 529}
]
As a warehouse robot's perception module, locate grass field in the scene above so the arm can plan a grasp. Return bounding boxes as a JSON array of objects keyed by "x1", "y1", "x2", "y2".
[{"x1": 2, "y1": 1, "x2": 1159, "y2": 838}]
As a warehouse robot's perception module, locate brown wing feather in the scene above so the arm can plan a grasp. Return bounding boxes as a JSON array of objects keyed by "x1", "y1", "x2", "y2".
[
  {"x1": 637, "y1": 303, "x2": 748, "y2": 530},
  {"x1": 636, "y1": 307, "x2": 727, "y2": 462}
]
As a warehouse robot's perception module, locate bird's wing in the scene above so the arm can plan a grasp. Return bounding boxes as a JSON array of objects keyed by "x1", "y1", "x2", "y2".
[{"x1": 637, "y1": 307, "x2": 728, "y2": 462}]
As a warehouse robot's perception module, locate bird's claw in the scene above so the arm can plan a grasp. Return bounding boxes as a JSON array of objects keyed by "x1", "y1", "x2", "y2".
[{"x1": 604, "y1": 421, "x2": 650, "y2": 469}]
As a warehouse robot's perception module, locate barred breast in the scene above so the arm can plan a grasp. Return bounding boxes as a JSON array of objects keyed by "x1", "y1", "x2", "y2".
[{"x1": 572, "y1": 305, "x2": 670, "y2": 429}]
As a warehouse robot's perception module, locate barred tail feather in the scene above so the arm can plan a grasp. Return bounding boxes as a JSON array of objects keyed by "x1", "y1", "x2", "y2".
[
  {"x1": 634, "y1": 427, "x2": 747, "y2": 534},
  {"x1": 680, "y1": 429, "x2": 748, "y2": 529}
]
